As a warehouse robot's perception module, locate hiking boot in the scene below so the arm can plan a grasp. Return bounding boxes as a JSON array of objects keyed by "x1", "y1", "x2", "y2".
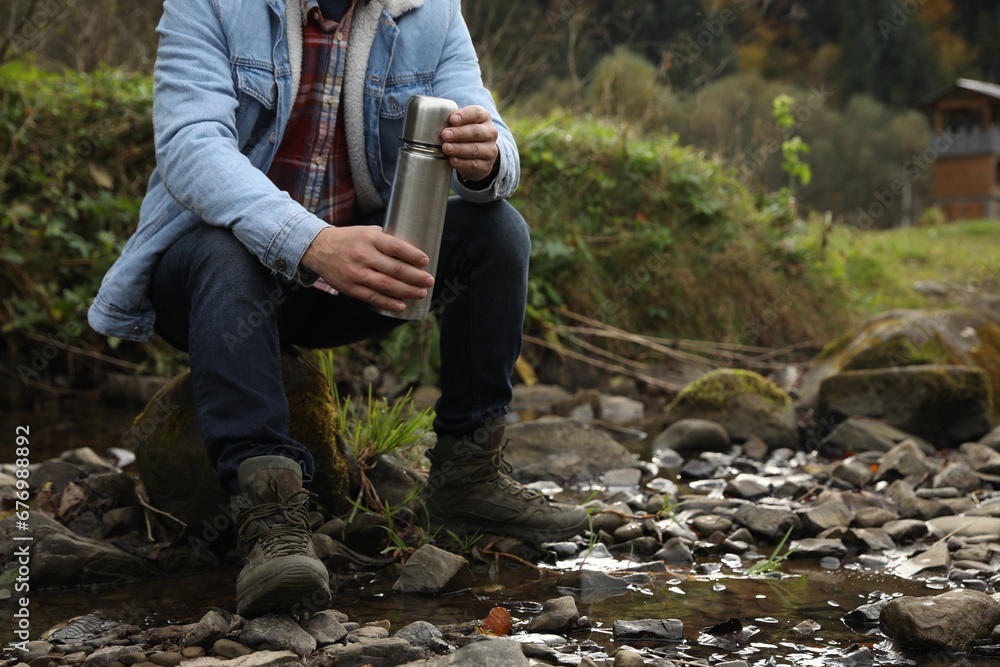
[
  {"x1": 423, "y1": 428, "x2": 589, "y2": 543},
  {"x1": 230, "y1": 456, "x2": 331, "y2": 617}
]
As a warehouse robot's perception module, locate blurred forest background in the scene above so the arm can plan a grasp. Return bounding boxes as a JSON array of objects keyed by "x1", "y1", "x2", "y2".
[{"x1": 3, "y1": 0, "x2": 999, "y2": 397}]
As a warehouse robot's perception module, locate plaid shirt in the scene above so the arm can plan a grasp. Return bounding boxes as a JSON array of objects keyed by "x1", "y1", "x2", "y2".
[{"x1": 267, "y1": 0, "x2": 357, "y2": 229}]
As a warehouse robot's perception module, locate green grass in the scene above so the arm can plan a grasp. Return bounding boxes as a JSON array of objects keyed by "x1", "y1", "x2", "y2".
[{"x1": 800, "y1": 219, "x2": 1000, "y2": 316}]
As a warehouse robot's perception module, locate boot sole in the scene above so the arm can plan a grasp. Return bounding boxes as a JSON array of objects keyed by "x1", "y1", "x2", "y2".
[{"x1": 237, "y1": 560, "x2": 331, "y2": 618}]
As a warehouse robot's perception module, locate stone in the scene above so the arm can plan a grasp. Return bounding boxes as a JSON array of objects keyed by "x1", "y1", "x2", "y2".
[
  {"x1": 135, "y1": 353, "x2": 356, "y2": 536},
  {"x1": 554, "y1": 570, "x2": 630, "y2": 603},
  {"x1": 690, "y1": 514, "x2": 733, "y2": 536},
  {"x1": 934, "y1": 462, "x2": 981, "y2": 494},
  {"x1": 663, "y1": 370, "x2": 798, "y2": 449},
  {"x1": 84, "y1": 647, "x2": 138, "y2": 667},
  {"x1": 392, "y1": 544, "x2": 474, "y2": 595},
  {"x1": 980, "y1": 424, "x2": 1000, "y2": 451},
  {"x1": 880, "y1": 589, "x2": 1000, "y2": 652},
  {"x1": 29, "y1": 460, "x2": 86, "y2": 494},
  {"x1": 179, "y1": 648, "x2": 204, "y2": 660},
  {"x1": 724, "y1": 474, "x2": 770, "y2": 501},
  {"x1": 927, "y1": 515, "x2": 1000, "y2": 539},
  {"x1": 733, "y1": 505, "x2": 801, "y2": 543},
  {"x1": 876, "y1": 440, "x2": 936, "y2": 482},
  {"x1": 352, "y1": 626, "x2": 390, "y2": 640},
  {"x1": 399, "y1": 638, "x2": 527, "y2": 666},
  {"x1": 504, "y1": 418, "x2": 645, "y2": 485},
  {"x1": 831, "y1": 461, "x2": 873, "y2": 488},
  {"x1": 146, "y1": 653, "x2": 182, "y2": 667},
  {"x1": 510, "y1": 383, "x2": 573, "y2": 416},
  {"x1": 842, "y1": 600, "x2": 890, "y2": 627},
  {"x1": 842, "y1": 528, "x2": 895, "y2": 552},
  {"x1": 526, "y1": 596, "x2": 580, "y2": 633},
  {"x1": 788, "y1": 538, "x2": 847, "y2": 559},
  {"x1": 612, "y1": 619, "x2": 685, "y2": 642},
  {"x1": 183, "y1": 610, "x2": 233, "y2": 649},
  {"x1": 894, "y1": 541, "x2": 950, "y2": 578},
  {"x1": 613, "y1": 648, "x2": 645, "y2": 667},
  {"x1": 815, "y1": 416, "x2": 930, "y2": 459},
  {"x1": 852, "y1": 507, "x2": 898, "y2": 528},
  {"x1": 211, "y1": 640, "x2": 252, "y2": 660},
  {"x1": 302, "y1": 610, "x2": 348, "y2": 646},
  {"x1": 653, "y1": 537, "x2": 693, "y2": 565},
  {"x1": 363, "y1": 454, "x2": 425, "y2": 510},
  {"x1": 239, "y1": 615, "x2": 317, "y2": 657},
  {"x1": 956, "y1": 442, "x2": 1000, "y2": 474},
  {"x1": 393, "y1": 620, "x2": 443, "y2": 646},
  {"x1": 17, "y1": 642, "x2": 54, "y2": 662},
  {"x1": 801, "y1": 500, "x2": 853, "y2": 535},
  {"x1": 181, "y1": 650, "x2": 300, "y2": 667},
  {"x1": 100, "y1": 506, "x2": 144, "y2": 538},
  {"x1": 600, "y1": 394, "x2": 644, "y2": 423},
  {"x1": 882, "y1": 519, "x2": 928, "y2": 543},
  {"x1": 884, "y1": 480, "x2": 949, "y2": 520},
  {"x1": 817, "y1": 365, "x2": 993, "y2": 448},
  {"x1": 651, "y1": 419, "x2": 730, "y2": 456}
]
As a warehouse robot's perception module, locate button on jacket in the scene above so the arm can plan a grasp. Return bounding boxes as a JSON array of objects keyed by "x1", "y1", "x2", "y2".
[{"x1": 88, "y1": 0, "x2": 520, "y2": 341}]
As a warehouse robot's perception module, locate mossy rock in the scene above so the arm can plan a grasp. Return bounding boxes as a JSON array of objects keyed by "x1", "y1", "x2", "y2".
[
  {"x1": 817, "y1": 364, "x2": 993, "y2": 447},
  {"x1": 663, "y1": 369, "x2": 797, "y2": 449},
  {"x1": 133, "y1": 353, "x2": 356, "y2": 538},
  {"x1": 802, "y1": 309, "x2": 1000, "y2": 417}
]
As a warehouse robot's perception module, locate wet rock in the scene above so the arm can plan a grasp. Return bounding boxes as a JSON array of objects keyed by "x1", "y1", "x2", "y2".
[
  {"x1": 303, "y1": 611, "x2": 348, "y2": 646},
  {"x1": 353, "y1": 625, "x2": 390, "y2": 640},
  {"x1": 831, "y1": 460, "x2": 873, "y2": 488},
  {"x1": 927, "y1": 515, "x2": 1000, "y2": 539},
  {"x1": 181, "y1": 650, "x2": 300, "y2": 667},
  {"x1": 895, "y1": 541, "x2": 950, "y2": 578},
  {"x1": 801, "y1": 500, "x2": 853, "y2": 535},
  {"x1": 526, "y1": 596, "x2": 579, "y2": 632},
  {"x1": 651, "y1": 419, "x2": 730, "y2": 456},
  {"x1": 842, "y1": 599, "x2": 890, "y2": 627},
  {"x1": 364, "y1": 454, "x2": 424, "y2": 509},
  {"x1": 653, "y1": 537, "x2": 693, "y2": 565},
  {"x1": 724, "y1": 474, "x2": 770, "y2": 501},
  {"x1": 211, "y1": 640, "x2": 252, "y2": 659},
  {"x1": 934, "y1": 462, "x2": 980, "y2": 494},
  {"x1": 239, "y1": 615, "x2": 317, "y2": 657},
  {"x1": 613, "y1": 618, "x2": 684, "y2": 642},
  {"x1": 956, "y1": 442, "x2": 1000, "y2": 474},
  {"x1": 183, "y1": 610, "x2": 233, "y2": 649},
  {"x1": 17, "y1": 642, "x2": 54, "y2": 662},
  {"x1": 394, "y1": 620, "x2": 443, "y2": 647},
  {"x1": 29, "y1": 460, "x2": 87, "y2": 494},
  {"x1": 555, "y1": 570, "x2": 629, "y2": 602},
  {"x1": 880, "y1": 589, "x2": 1000, "y2": 652},
  {"x1": 663, "y1": 370, "x2": 798, "y2": 449},
  {"x1": 979, "y1": 424, "x2": 1000, "y2": 451},
  {"x1": 817, "y1": 365, "x2": 993, "y2": 448},
  {"x1": 510, "y1": 383, "x2": 573, "y2": 416},
  {"x1": 882, "y1": 519, "x2": 928, "y2": 542},
  {"x1": 884, "y1": 480, "x2": 949, "y2": 520},
  {"x1": 651, "y1": 447, "x2": 684, "y2": 476},
  {"x1": 392, "y1": 544, "x2": 473, "y2": 595},
  {"x1": 876, "y1": 440, "x2": 936, "y2": 482},
  {"x1": 504, "y1": 418, "x2": 644, "y2": 485},
  {"x1": 179, "y1": 648, "x2": 204, "y2": 660},
  {"x1": 100, "y1": 506, "x2": 144, "y2": 538},
  {"x1": 135, "y1": 354, "x2": 356, "y2": 535},
  {"x1": 613, "y1": 648, "x2": 645, "y2": 667},
  {"x1": 842, "y1": 528, "x2": 895, "y2": 552},
  {"x1": 612, "y1": 523, "x2": 646, "y2": 543},
  {"x1": 84, "y1": 646, "x2": 139, "y2": 667},
  {"x1": 690, "y1": 515, "x2": 733, "y2": 536},
  {"x1": 852, "y1": 507, "x2": 898, "y2": 528},
  {"x1": 600, "y1": 394, "x2": 645, "y2": 424},
  {"x1": 788, "y1": 538, "x2": 847, "y2": 559},
  {"x1": 817, "y1": 416, "x2": 928, "y2": 458},
  {"x1": 146, "y1": 652, "x2": 182, "y2": 667},
  {"x1": 733, "y1": 505, "x2": 801, "y2": 543},
  {"x1": 400, "y1": 638, "x2": 527, "y2": 666}
]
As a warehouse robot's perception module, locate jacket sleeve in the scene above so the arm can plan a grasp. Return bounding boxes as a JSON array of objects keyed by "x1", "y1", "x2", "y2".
[
  {"x1": 432, "y1": 0, "x2": 520, "y2": 203},
  {"x1": 152, "y1": 0, "x2": 327, "y2": 281}
]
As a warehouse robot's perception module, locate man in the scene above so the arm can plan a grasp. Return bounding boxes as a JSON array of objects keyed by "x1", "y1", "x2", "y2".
[{"x1": 89, "y1": 0, "x2": 587, "y2": 617}]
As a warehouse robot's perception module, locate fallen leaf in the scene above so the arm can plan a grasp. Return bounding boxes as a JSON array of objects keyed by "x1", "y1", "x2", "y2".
[{"x1": 479, "y1": 606, "x2": 512, "y2": 636}]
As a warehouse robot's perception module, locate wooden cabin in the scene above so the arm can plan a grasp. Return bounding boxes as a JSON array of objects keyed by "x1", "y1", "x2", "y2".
[{"x1": 921, "y1": 78, "x2": 1000, "y2": 221}]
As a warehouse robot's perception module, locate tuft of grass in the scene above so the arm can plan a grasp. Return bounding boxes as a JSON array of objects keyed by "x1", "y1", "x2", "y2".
[{"x1": 746, "y1": 526, "x2": 797, "y2": 576}]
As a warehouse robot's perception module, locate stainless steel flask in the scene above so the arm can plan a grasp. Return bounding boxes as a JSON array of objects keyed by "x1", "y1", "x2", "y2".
[{"x1": 372, "y1": 95, "x2": 458, "y2": 320}]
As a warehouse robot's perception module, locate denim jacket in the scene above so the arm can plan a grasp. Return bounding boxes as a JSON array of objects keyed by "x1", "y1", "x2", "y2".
[{"x1": 88, "y1": 0, "x2": 520, "y2": 341}]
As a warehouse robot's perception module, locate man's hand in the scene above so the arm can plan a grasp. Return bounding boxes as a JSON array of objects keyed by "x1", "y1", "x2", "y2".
[
  {"x1": 441, "y1": 105, "x2": 499, "y2": 183},
  {"x1": 301, "y1": 226, "x2": 434, "y2": 312}
]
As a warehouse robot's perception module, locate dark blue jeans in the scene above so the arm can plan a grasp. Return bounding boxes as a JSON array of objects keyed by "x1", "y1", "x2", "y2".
[{"x1": 149, "y1": 198, "x2": 529, "y2": 495}]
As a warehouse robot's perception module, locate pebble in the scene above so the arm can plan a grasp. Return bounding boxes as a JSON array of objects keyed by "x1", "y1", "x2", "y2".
[
  {"x1": 613, "y1": 647, "x2": 646, "y2": 667},
  {"x1": 212, "y1": 639, "x2": 253, "y2": 659},
  {"x1": 179, "y1": 647, "x2": 204, "y2": 659},
  {"x1": 146, "y1": 652, "x2": 182, "y2": 667}
]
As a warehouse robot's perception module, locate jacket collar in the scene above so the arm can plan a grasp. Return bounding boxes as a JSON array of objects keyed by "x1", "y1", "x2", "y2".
[{"x1": 376, "y1": 0, "x2": 424, "y2": 19}]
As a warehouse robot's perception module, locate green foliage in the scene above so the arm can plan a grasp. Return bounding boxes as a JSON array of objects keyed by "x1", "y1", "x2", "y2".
[
  {"x1": 333, "y1": 385, "x2": 434, "y2": 466},
  {"x1": 0, "y1": 62, "x2": 152, "y2": 343},
  {"x1": 746, "y1": 526, "x2": 797, "y2": 576}
]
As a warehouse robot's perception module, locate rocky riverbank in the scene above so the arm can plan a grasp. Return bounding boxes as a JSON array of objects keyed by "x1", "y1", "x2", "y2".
[{"x1": 4, "y1": 304, "x2": 1000, "y2": 665}]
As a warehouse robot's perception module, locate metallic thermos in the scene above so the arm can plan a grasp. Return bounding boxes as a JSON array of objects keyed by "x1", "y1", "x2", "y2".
[{"x1": 373, "y1": 95, "x2": 458, "y2": 320}]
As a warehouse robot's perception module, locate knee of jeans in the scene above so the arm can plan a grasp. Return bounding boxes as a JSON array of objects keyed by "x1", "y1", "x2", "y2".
[
  {"x1": 474, "y1": 201, "x2": 531, "y2": 263},
  {"x1": 185, "y1": 227, "x2": 267, "y2": 284}
]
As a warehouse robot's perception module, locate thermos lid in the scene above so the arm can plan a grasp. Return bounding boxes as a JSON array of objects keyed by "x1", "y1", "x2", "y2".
[{"x1": 401, "y1": 95, "x2": 459, "y2": 147}]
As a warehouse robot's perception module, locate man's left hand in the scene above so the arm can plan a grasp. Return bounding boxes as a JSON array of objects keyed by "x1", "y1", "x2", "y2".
[{"x1": 441, "y1": 105, "x2": 499, "y2": 183}]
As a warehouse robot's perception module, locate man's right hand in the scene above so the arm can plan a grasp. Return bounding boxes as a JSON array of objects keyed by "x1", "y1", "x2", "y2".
[{"x1": 300, "y1": 226, "x2": 434, "y2": 313}]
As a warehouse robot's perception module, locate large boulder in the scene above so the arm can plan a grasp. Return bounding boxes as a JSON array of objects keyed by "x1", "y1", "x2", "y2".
[
  {"x1": 134, "y1": 353, "x2": 356, "y2": 538},
  {"x1": 801, "y1": 309, "x2": 1000, "y2": 414},
  {"x1": 662, "y1": 369, "x2": 797, "y2": 448},
  {"x1": 880, "y1": 589, "x2": 1000, "y2": 652},
  {"x1": 816, "y1": 365, "x2": 993, "y2": 447}
]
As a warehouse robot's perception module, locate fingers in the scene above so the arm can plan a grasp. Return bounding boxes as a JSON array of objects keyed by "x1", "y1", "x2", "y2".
[{"x1": 441, "y1": 105, "x2": 499, "y2": 182}]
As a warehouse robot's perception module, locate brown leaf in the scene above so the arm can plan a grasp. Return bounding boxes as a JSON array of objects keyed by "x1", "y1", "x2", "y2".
[{"x1": 479, "y1": 606, "x2": 512, "y2": 636}]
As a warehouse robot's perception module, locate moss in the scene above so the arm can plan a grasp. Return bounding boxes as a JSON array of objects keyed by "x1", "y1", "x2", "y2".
[
  {"x1": 671, "y1": 368, "x2": 792, "y2": 411},
  {"x1": 843, "y1": 331, "x2": 959, "y2": 371},
  {"x1": 967, "y1": 321, "x2": 1000, "y2": 418},
  {"x1": 815, "y1": 333, "x2": 853, "y2": 362}
]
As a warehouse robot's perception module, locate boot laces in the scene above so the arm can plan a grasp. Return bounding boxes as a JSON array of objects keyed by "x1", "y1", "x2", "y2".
[
  {"x1": 236, "y1": 479, "x2": 313, "y2": 558},
  {"x1": 466, "y1": 442, "x2": 544, "y2": 502}
]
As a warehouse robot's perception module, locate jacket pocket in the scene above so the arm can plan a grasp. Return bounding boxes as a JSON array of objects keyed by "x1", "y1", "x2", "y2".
[
  {"x1": 234, "y1": 60, "x2": 278, "y2": 111},
  {"x1": 377, "y1": 75, "x2": 434, "y2": 186}
]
